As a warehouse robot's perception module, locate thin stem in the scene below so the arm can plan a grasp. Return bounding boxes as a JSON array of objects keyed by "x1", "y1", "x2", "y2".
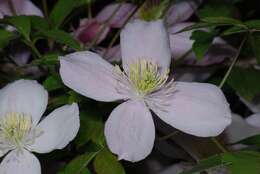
[
  {"x1": 219, "y1": 34, "x2": 248, "y2": 88},
  {"x1": 209, "y1": 34, "x2": 248, "y2": 153},
  {"x1": 87, "y1": 3, "x2": 92, "y2": 18},
  {"x1": 41, "y1": 0, "x2": 49, "y2": 18},
  {"x1": 211, "y1": 137, "x2": 227, "y2": 153},
  {"x1": 158, "y1": 131, "x2": 179, "y2": 141}
]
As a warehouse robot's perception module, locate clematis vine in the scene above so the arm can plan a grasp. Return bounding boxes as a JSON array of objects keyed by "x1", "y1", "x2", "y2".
[
  {"x1": 0, "y1": 80, "x2": 79, "y2": 173},
  {"x1": 60, "y1": 19, "x2": 231, "y2": 162}
]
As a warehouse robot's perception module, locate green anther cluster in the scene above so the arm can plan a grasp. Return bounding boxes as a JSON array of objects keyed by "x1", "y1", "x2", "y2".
[
  {"x1": 129, "y1": 59, "x2": 169, "y2": 95},
  {"x1": 0, "y1": 113, "x2": 32, "y2": 147}
]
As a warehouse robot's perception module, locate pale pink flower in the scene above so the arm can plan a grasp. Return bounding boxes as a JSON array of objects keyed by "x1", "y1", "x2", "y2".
[{"x1": 60, "y1": 19, "x2": 231, "y2": 162}]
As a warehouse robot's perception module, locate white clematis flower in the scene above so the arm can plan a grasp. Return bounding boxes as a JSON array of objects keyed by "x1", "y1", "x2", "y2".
[
  {"x1": 0, "y1": 80, "x2": 80, "y2": 174},
  {"x1": 59, "y1": 19, "x2": 231, "y2": 162}
]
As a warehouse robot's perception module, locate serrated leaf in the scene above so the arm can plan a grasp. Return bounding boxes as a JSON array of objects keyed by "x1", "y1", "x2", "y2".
[
  {"x1": 0, "y1": 29, "x2": 16, "y2": 48},
  {"x1": 94, "y1": 148, "x2": 125, "y2": 174},
  {"x1": 3, "y1": 16, "x2": 31, "y2": 40},
  {"x1": 49, "y1": 0, "x2": 93, "y2": 28},
  {"x1": 191, "y1": 30, "x2": 216, "y2": 59},
  {"x1": 42, "y1": 29, "x2": 81, "y2": 50},
  {"x1": 227, "y1": 67, "x2": 260, "y2": 101}
]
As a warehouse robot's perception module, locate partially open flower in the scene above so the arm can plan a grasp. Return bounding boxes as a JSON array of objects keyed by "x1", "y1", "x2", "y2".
[
  {"x1": 0, "y1": 80, "x2": 79, "y2": 174},
  {"x1": 60, "y1": 19, "x2": 231, "y2": 162}
]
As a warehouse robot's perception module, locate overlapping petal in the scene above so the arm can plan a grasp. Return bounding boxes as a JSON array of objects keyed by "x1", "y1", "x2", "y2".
[
  {"x1": 120, "y1": 19, "x2": 171, "y2": 73},
  {"x1": 105, "y1": 100, "x2": 155, "y2": 162},
  {"x1": 0, "y1": 80, "x2": 48, "y2": 125},
  {"x1": 29, "y1": 103, "x2": 79, "y2": 153},
  {"x1": 60, "y1": 51, "x2": 128, "y2": 102},
  {"x1": 0, "y1": 150, "x2": 41, "y2": 174},
  {"x1": 148, "y1": 82, "x2": 232, "y2": 137}
]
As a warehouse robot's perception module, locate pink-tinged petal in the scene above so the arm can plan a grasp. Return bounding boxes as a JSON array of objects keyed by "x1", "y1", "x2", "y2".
[
  {"x1": 0, "y1": 150, "x2": 41, "y2": 174},
  {"x1": 148, "y1": 82, "x2": 232, "y2": 137},
  {"x1": 0, "y1": 0, "x2": 43, "y2": 17},
  {"x1": 96, "y1": 45, "x2": 121, "y2": 62},
  {"x1": 96, "y1": 3, "x2": 136, "y2": 28},
  {"x1": 166, "y1": 0, "x2": 201, "y2": 25},
  {"x1": 29, "y1": 103, "x2": 79, "y2": 153},
  {"x1": 59, "y1": 51, "x2": 128, "y2": 102},
  {"x1": 105, "y1": 100, "x2": 155, "y2": 162},
  {"x1": 169, "y1": 22, "x2": 237, "y2": 66},
  {"x1": 246, "y1": 113, "x2": 260, "y2": 129},
  {"x1": 0, "y1": 80, "x2": 48, "y2": 125},
  {"x1": 74, "y1": 18, "x2": 110, "y2": 45},
  {"x1": 121, "y1": 19, "x2": 171, "y2": 73},
  {"x1": 223, "y1": 114, "x2": 260, "y2": 144}
]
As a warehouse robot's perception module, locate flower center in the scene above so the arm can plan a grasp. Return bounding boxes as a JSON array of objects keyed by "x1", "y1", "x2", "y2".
[
  {"x1": 0, "y1": 112, "x2": 42, "y2": 150},
  {"x1": 114, "y1": 59, "x2": 170, "y2": 97}
]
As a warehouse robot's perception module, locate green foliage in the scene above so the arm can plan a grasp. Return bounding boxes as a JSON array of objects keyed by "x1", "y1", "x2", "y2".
[
  {"x1": 58, "y1": 143, "x2": 102, "y2": 174},
  {"x1": 249, "y1": 33, "x2": 260, "y2": 64},
  {"x1": 49, "y1": 0, "x2": 94, "y2": 28},
  {"x1": 1, "y1": 16, "x2": 31, "y2": 40},
  {"x1": 32, "y1": 54, "x2": 59, "y2": 66},
  {"x1": 198, "y1": 4, "x2": 236, "y2": 18},
  {"x1": 0, "y1": 29, "x2": 16, "y2": 48},
  {"x1": 190, "y1": 30, "x2": 216, "y2": 60},
  {"x1": 94, "y1": 148, "x2": 125, "y2": 174},
  {"x1": 75, "y1": 110, "x2": 104, "y2": 148},
  {"x1": 42, "y1": 29, "x2": 81, "y2": 50},
  {"x1": 139, "y1": 0, "x2": 170, "y2": 21},
  {"x1": 181, "y1": 151, "x2": 260, "y2": 174},
  {"x1": 227, "y1": 67, "x2": 260, "y2": 101},
  {"x1": 43, "y1": 74, "x2": 63, "y2": 91},
  {"x1": 238, "y1": 134, "x2": 260, "y2": 147}
]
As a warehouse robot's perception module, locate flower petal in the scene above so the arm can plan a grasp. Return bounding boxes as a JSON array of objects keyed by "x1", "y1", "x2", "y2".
[
  {"x1": 29, "y1": 103, "x2": 79, "y2": 153},
  {"x1": 105, "y1": 100, "x2": 155, "y2": 162},
  {"x1": 0, "y1": 150, "x2": 41, "y2": 174},
  {"x1": 120, "y1": 19, "x2": 171, "y2": 73},
  {"x1": 223, "y1": 114, "x2": 260, "y2": 144},
  {"x1": 96, "y1": 3, "x2": 136, "y2": 28},
  {"x1": 148, "y1": 82, "x2": 232, "y2": 137},
  {"x1": 0, "y1": 80, "x2": 48, "y2": 125},
  {"x1": 166, "y1": 0, "x2": 201, "y2": 25},
  {"x1": 60, "y1": 51, "x2": 128, "y2": 102},
  {"x1": 246, "y1": 113, "x2": 260, "y2": 129}
]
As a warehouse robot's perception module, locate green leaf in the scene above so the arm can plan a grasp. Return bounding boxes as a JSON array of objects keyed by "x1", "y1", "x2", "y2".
[
  {"x1": 249, "y1": 33, "x2": 260, "y2": 64},
  {"x1": 245, "y1": 20, "x2": 260, "y2": 30},
  {"x1": 58, "y1": 151, "x2": 100, "y2": 174},
  {"x1": 29, "y1": 16, "x2": 49, "y2": 31},
  {"x1": 75, "y1": 110, "x2": 104, "y2": 148},
  {"x1": 198, "y1": 4, "x2": 236, "y2": 18},
  {"x1": 0, "y1": 29, "x2": 16, "y2": 48},
  {"x1": 32, "y1": 54, "x2": 58, "y2": 65},
  {"x1": 49, "y1": 0, "x2": 93, "y2": 28},
  {"x1": 222, "y1": 151, "x2": 260, "y2": 174},
  {"x1": 227, "y1": 67, "x2": 260, "y2": 101},
  {"x1": 139, "y1": 0, "x2": 170, "y2": 21},
  {"x1": 238, "y1": 134, "x2": 260, "y2": 147},
  {"x1": 175, "y1": 22, "x2": 215, "y2": 34},
  {"x1": 3, "y1": 16, "x2": 31, "y2": 40},
  {"x1": 42, "y1": 29, "x2": 81, "y2": 50},
  {"x1": 191, "y1": 30, "x2": 216, "y2": 59},
  {"x1": 180, "y1": 154, "x2": 224, "y2": 174},
  {"x1": 43, "y1": 74, "x2": 63, "y2": 91},
  {"x1": 94, "y1": 148, "x2": 125, "y2": 174},
  {"x1": 201, "y1": 17, "x2": 246, "y2": 28}
]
